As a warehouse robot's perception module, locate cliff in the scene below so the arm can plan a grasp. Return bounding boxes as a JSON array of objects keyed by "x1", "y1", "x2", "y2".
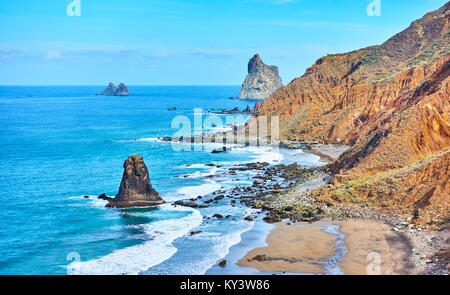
[
  {"x1": 237, "y1": 54, "x2": 283, "y2": 100},
  {"x1": 253, "y1": 2, "x2": 450, "y2": 225},
  {"x1": 106, "y1": 155, "x2": 165, "y2": 208}
]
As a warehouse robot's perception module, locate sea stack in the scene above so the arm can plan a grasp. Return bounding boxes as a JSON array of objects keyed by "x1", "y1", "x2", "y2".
[
  {"x1": 106, "y1": 155, "x2": 165, "y2": 208},
  {"x1": 237, "y1": 54, "x2": 283, "y2": 100},
  {"x1": 97, "y1": 82, "x2": 130, "y2": 96},
  {"x1": 115, "y1": 83, "x2": 130, "y2": 96},
  {"x1": 97, "y1": 82, "x2": 117, "y2": 96}
]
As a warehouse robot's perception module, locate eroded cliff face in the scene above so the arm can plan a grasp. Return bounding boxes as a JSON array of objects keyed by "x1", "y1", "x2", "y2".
[
  {"x1": 254, "y1": 3, "x2": 450, "y2": 225},
  {"x1": 237, "y1": 54, "x2": 283, "y2": 100}
]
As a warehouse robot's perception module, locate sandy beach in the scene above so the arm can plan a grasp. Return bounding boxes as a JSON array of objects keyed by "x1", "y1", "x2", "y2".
[
  {"x1": 238, "y1": 222, "x2": 337, "y2": 274},
  {"x1": 238, "y1": 219, "x2": 415, "y2": 275}
]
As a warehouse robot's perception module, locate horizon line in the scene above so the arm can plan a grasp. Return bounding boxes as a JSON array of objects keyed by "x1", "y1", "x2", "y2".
[{"x1": 0, "y1": 84, "x2": 242, "y2": 87}]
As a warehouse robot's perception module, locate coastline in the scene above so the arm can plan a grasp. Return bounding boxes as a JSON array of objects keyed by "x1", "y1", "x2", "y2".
[
  {"x1": 236, "y1": 219, "x2": 415, "y2": 275},
  {"x1": 202, "y1": 143, "x2": 449, "y2": 275}
]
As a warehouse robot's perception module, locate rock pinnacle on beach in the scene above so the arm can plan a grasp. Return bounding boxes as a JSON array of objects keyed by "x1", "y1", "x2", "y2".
[{"x1": 106, "y1": 155, "x2": 165, "y2": 208}]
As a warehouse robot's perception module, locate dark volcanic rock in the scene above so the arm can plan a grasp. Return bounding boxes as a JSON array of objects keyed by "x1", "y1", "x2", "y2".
[
  {"x1": 97, "y1": 82, "x2": 130, "y2": 96},
  {"x1": 174, "y1": 200, "x2": 198, "y2": 208},
  {"x1": 189, "y1": 231, "x2": 202, "y2": 236},
  {"x1": 115, "y1": 83, "x2": 130, "y2": 96},
  {"x1": 97, "y1": 82, "x2": 117, "y2": 96},
  {"x1": 244, "y1": 215, "x2": 254, "y2": 221},
  {"x1": 98, "y1": 193, "x2": 112, "y2": 201},
  {"x1": 208, "y1": 105, "x2": 253, "y2": 115},
  {"x1": 106, "y1": 155, "x2": 164, "y2": 208},
  {"x1": 211, "y1": 147, "x2": 229, "y2": 154},
  {"x1": 237, "y1": 54, "x2": 283, "y2": 100},
  {"x1": 263, "y1": 214, "x2": 282, "y2": 224}
]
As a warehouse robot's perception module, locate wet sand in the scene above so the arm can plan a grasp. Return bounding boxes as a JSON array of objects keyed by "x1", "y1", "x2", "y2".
[
  {"x1": 238, "y1": 219, "x2": 413, "y2": 275},
  {"x1": 238, "y1": 222, "x2": 337, "y2": 274},
  {"x1": 339, "y1": 220, "x2": 413, "y2": 275}
]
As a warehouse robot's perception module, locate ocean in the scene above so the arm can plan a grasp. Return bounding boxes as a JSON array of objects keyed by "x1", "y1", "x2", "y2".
[{"x1": 0, "y1": 86, "x2": 322, "y2": 275}]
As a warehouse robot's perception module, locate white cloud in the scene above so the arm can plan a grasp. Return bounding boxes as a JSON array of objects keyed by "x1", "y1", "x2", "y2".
[{"x1": 45, "y1": 50, "x2": 63, "y2": 60}]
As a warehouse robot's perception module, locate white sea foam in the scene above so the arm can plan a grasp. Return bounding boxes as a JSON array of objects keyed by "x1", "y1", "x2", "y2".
[
  {"x1": 168, "y1": 180, "x2": 222, "y2": 201},
  {"x1": 68, "y1": 195, "x2": 109, "y2": 208},
  {"x1": 178, "y1": 163, "x2": 210, "y2": 169},
  {"x1": 177, "y1": 223, "x2": 255, "y2": 275},
  {"x1": 173, "y1": 166, "x2": 218, "y2": 179},
  {"x1": 68, "y1": 204, "x2": 202, "y2": 275},
  {"x1": 134, "y1": 137, "x2": 159, "y2": 142},
  {"x1": 229, "y1": 146, "x2": 284, "y2": 164}
]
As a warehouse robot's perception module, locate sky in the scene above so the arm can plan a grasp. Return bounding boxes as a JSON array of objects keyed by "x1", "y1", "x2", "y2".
[{"x1": 0, "y1": 0, "x2": 447, "y2": 85}]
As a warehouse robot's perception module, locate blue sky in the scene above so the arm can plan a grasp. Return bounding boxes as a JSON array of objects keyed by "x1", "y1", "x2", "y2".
[{"x1": 0, "y1": 0, "x2": 447, "y2": 85}]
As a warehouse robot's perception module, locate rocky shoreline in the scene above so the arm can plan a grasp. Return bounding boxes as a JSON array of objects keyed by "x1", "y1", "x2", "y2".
[{"x1": 169, "y1": 142, "x2": 448, "y2": 275}]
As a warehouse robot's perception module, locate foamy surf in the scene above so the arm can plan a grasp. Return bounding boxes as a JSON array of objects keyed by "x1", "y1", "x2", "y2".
[
  {"x1": 167, "y1": 180, "x2": 222, "y2": 201},
  {"x1": 157, "y1": 219, "x2": 256, "y2": 275},
  {"x1": 67, "y1": 205, "x2": 203, "y2": 275},
  {"x1": 68, "y1": 195, "x2": 109, "y2": 208},
  {"x1": 230, "y1": 146, "x2": 284, "y2": 164},
  {"x1": 173, "y1": 166, "x2": 219, "y2": 179}
]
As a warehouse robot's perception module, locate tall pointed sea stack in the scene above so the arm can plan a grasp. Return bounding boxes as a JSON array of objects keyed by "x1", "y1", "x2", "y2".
[
  {"x1": 237, "y1": 54, "x2": 283, "y2": 100},
  {"x1": 106, "y1": 155, "x2": 165, "y2": 208},
  {"x1": 97, "y1": 82, "x2": 117, "y2": 96},
  {"x1": 115, "y1": 83, "x2": 130, "y2": 96}
]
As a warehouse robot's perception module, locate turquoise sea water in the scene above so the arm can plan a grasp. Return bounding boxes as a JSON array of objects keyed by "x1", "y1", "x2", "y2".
[{"x1": 0, "y1": 86, "x2": 321, "y2": 275}]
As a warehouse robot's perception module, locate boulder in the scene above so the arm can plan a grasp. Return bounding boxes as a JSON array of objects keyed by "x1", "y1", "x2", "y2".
[
  {"x1": 211, "y1": 147, "x2": 229, "y2": 154},
  {"x1": 98, "y1": 193, "x2": 112, "y2": 201},
  {"x1": 106, "y1": 155, "x2": 165, "y2": 208}
]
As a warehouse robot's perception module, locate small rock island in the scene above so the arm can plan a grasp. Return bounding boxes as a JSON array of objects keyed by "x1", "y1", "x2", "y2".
[
  {"x1": 97, "y1": 82, "x2": 130, "y2": 96},
  {"x1": 237, "y1": 54, "x2": 282, "y2": 100},
  {"x1": 106, "y1": 155, "x2": 165, "y2": 208}
]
